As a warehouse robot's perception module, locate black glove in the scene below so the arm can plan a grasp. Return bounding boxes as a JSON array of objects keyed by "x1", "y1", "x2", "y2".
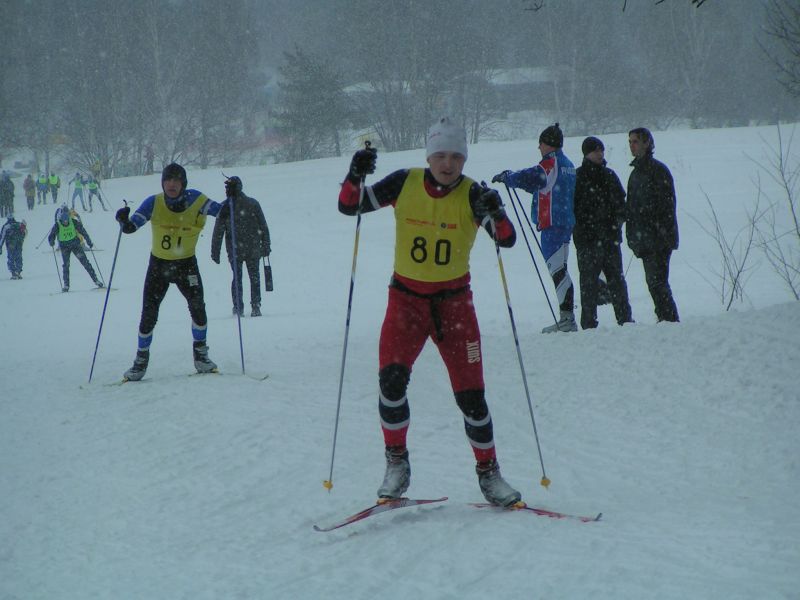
[
  {"x1": 264, "y1": 245, "x2": 271, "y2": 257},
  {"x1": 87, "y1": 241, "x2": 94, "y2": 248},
  {"x1": 49, "y1": 239, "x2": 55, "y2": 247},
  {"x1": 349, "y1": 147, "x2": 377, "y2": 180},
  {"x1": 211, "y1": 253, "x2": 220, "y2": 264},
  {"x1": 491, "y1": 170, "x2": 512, "y2": 184},
  {"x1": 225, "y1": 176, "x2": 243, "y2": 198},
  {"x1": 116, "y1": 206, "x2": 130, "y2": 223},
  {"x1": 475, "y1": 186, "x2": 505, "y2": 220}
]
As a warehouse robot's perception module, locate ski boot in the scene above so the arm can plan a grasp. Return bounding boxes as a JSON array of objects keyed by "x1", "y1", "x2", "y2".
[
  {"x1": 123, "y1": 349, "x2": 149, "y2": 381},
  {"x1": 251, "y1": 303, "x2": 262, "y2": 317},
  {"x1": 541, "y1": 310, "x2": 578, "y2": 334},
  {"x1": 193, "y1": 341, "x2": 218, "y2": 373},
  {"x1": 377, "y1": 447, "x2": 411, "y2": 500},
  {"x1": 476, "y1": 460, "x2": 522, "y2": 507}
]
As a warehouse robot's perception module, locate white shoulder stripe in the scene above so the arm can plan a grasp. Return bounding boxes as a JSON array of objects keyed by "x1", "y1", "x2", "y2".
[{"x1": 365, "y1": 186, "x2": 380, "y2": 211}]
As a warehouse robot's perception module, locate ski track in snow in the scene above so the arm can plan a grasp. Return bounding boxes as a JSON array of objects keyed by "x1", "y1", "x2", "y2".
[{"x1": 1, "y1": 125, "x2": 799, "y2": 599}]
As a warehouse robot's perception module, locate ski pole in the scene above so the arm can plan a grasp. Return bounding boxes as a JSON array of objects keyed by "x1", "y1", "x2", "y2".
[
  {"x1": 35, "y1": 230, "x2": 51, "y2": 249},
  {"x1": 624, "y1": 252, "x2": 634, "y2": 277},
  {"x1": 226, "y1": 184, "x2": 246, "y2": 375},
  {"x1": 88, "y1": 201, "x2": 125, "y2": 383},
  {"x1": 324, "y1": 142, "x2": 371, "y2": 492},
  {"x1": 491, "y1": 219, "x2": 550, "y2": 489},
  {"x1": 503, "y1": 184, "x2": 558, "y2": 327},
  {"x1": 88, "y1": 246, "x2": 105, "y2": 284},
  {"x1": 51, "y1": 244, "x2": 63, "y2": 290}
]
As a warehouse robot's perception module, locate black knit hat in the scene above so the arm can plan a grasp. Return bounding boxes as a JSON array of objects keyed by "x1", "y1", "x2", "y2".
[
  {"x1": 581, "y1": 136, "x2": 605, "y2": 156},
  {"x1": 539, "y1": 122, "x2": 563, "y2": 148},
  {"x1": 162, "y1": 163, "x2": 187, "y2": 191}
]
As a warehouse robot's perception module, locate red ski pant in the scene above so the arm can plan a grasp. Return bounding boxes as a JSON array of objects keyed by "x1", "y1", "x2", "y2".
[{"x1": 378, "y1": 284, "x2": 496, "y2": 462}]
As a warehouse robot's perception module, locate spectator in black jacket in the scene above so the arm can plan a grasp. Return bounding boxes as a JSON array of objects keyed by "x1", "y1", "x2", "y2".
[
  {"x1": 574, "y1": 137, "x2": 633, "y2": 329},
  {"x1": 211, "y1": 176, "x2": 271, "y2": 317},
  {"x1": 626, "y1": 128, "x2": 679, "y2": 323}
]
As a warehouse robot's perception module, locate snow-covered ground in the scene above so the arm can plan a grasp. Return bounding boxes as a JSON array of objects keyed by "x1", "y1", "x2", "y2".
[{"x1": 1, "y1": 125, "x2": 798, "y2": 599}]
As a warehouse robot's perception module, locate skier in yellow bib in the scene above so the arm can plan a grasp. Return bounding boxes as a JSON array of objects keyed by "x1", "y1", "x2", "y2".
[
  {"x1": 115, "y1": 163, "x2": 223, "y2": 380},
  {"x1": 338, "y1": 117, "x2": 523, "y2": 507}
]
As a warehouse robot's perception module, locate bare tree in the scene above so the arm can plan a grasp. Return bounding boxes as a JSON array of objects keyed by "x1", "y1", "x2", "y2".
[
  {"x1": 752, "y1": 125, "x2": 800, "y2": 299},
  {"x1": 690, "y1": 190, "x2": 761, "y2": 309},
  {"x1": 763, "y1": 0, "x2": 800, "y2": 99}
]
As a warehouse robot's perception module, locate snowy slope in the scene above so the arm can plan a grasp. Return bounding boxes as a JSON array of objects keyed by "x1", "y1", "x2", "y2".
[{"x1": 1, "y1": 125, "x2": 798, "y2": 599}]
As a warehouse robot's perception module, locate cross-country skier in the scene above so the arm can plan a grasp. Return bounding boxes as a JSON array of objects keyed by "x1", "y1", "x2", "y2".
[
  {"x1": 493, "y1": 123, "x2": 578, "y2": 333},
  {"x1": 337, "y1": 117, "x2": 523, "y2": 507},
  {"x1": 115, "y1": 163, "x2": 223, "y2": 381},
  {"x1": 0, "y1": 215, "x2": 27, "y2": 279},
  {"x1": 48, "y1": 204, "x2": 103, "y2": 292}
]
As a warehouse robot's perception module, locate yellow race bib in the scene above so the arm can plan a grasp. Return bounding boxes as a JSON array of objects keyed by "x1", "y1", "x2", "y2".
[
  {"x1": 150, "y1": 194, "x2": 207, "y2": 260},
  {"x1": 393, "y1": 169, "x2": 477, "y2": 282}
]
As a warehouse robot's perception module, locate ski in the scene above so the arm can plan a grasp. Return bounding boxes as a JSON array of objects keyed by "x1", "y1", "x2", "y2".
[
  {"x1": 313, "y1": 497, "x2": 448, "y2": 532},
  {"x1": 97, "y1": 370, "x2": 268, "y2": 387},
  {"x1": 471, "y1": 502, "x2": 601, "y2": 523},
  {"x1": 49, "y1": 287, "x2": 116, "y2": 295},
  {"x1": 188, "y1": 369, "x2": 220, "y2": 377}
]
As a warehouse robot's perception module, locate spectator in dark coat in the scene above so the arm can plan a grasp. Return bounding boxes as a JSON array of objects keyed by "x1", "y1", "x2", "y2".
[
  {"x1": 0, "y1": 172, "x2": 14, "y2": 218},
  {"x1": 574, "y1": 136, "x2": 633, "y2": 329},
  {"x1": 211, "y1": 176, "x2": 271, "y2": 317},
  {"x1": 626, "y1": 127, "x2": 679, "y2": 323}
]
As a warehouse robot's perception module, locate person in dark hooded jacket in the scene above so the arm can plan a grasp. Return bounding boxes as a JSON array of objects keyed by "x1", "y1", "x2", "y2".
[
  {"x1": 211, "y1": 176, "x2": 271, "y2": 317},
  {"x1": 626, "y1": 127, "x2": 679, "y2": 323},
  {"x1": 573, "y1": 136, "x2": 633, "y2": 329}
]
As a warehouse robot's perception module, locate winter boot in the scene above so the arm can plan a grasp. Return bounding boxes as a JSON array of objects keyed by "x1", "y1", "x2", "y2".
[
  {"x1": 476, "y1": 460, "x2": 522, "y2": 507},
  {"x1": 232, "y1": 306, "x2": 243, "y2": 316},
  {"x1": 377, "y1": 447, "x2": 411, "y2": 500},
  {"x1": 541, "y1": 310, "x2": 578, "y2": 334},
  {"x1": 193, "y1": 341, "x2": 218, "y2": 373},
  {"x1": 123, "y1": 349, "x2": 150, "y2": 381},
  {"x1": 251, "y1": 303, "x2": 262, "y2": 317}
]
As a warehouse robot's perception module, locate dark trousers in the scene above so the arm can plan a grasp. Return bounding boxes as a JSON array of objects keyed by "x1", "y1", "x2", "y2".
[
  {"x1": 576, "y1": 241, "x2": 632, "y2": 329},
  {"x1": 6, "y1": 242, "x2": 23, "y2": 274},
  {"x1": 139, "y1": 255, "x2": 207, "y2": 335},
  {"x1": 641, "y1": 250, "x2": 679, "y2": 322},
  {"x1": 230, "y1": 255, "x2": 261, "y2": 310},
  {"x1": 60, "y1": 243, "x2": 97, "y2": 287}
]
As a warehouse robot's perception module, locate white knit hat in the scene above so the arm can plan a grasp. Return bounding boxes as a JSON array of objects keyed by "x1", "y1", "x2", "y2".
[{"x1": 426, "y1": 117, "x2": 468, "y2": 159}]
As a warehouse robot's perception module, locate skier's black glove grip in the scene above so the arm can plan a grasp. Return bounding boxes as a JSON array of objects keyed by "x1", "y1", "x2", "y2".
[
  {"x1": 116, "y1": 206, "x2": 130, "y2": 223},
  {"x1": 349, "y1": 147, "x2": 377, "y2": 181},
  {"x1": 116, "y1": 206, "x2": 136, "y2": 233},
  {"x1": 475, "y1": 185, "x2": 505, "y2": 220},
  {"x1": 492, "y1": 170, "x2": 512, "y2": 184}
]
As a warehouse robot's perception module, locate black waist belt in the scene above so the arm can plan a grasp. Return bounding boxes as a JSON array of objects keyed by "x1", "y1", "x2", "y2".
[{"x1": 390, "y1": 277, "x2": 468, "y2": 342}]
